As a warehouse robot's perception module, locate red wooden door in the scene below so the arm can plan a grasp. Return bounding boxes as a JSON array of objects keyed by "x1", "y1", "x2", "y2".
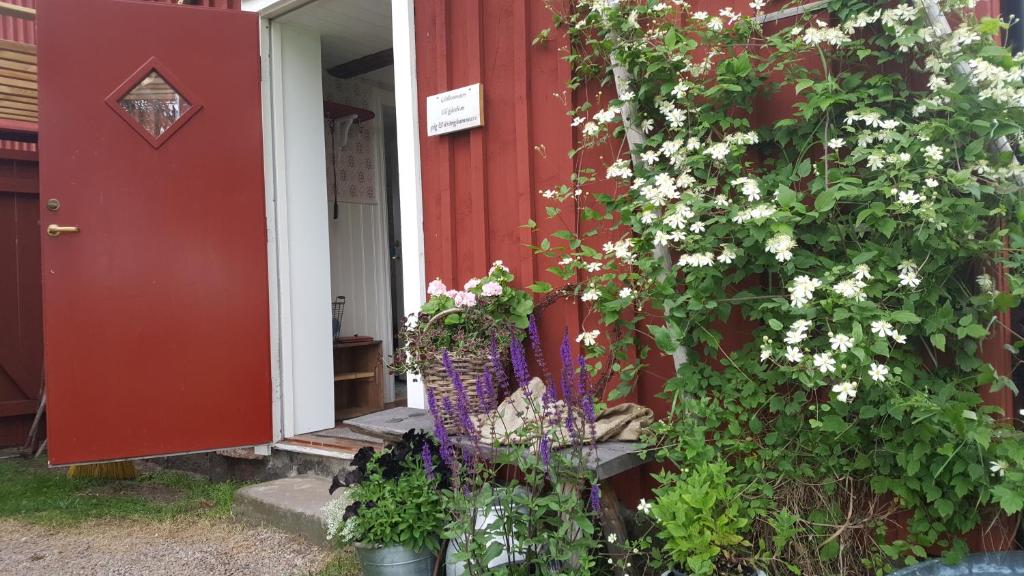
[{"x1": 38, "y1": 0, "x2": 271, "y2": 465}]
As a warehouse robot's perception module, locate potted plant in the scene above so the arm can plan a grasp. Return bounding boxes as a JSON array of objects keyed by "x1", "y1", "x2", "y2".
[
  {"x1": 323, "y1": 430, "x2": 449, "y2": 576},
  {"x1": 392, "y1": 260, "x2": 533, "y2": 429}
]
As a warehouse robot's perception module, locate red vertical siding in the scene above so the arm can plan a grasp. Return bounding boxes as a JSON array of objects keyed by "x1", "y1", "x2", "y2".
[
  {"x1": 0, "y1": 0, "x2": 38, "y2": 447},
  {"x1": 415, "y1": 0, "x2": 580, "y2": 372},
  {"x1": 414, "y1": 1, "x2": 1018, "y2": 519},
  {"x1": 0, "y1": 159, "x2": 40, "y2": 447}
]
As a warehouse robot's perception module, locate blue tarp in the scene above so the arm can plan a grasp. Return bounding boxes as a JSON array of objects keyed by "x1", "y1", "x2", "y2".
[{"x1": 889, "y1": 553, "x2": 1024, "y2": 575}]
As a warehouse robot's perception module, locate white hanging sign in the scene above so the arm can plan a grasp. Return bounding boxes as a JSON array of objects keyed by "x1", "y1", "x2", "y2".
[{"x1": 426, "y1": 83, "x2": 484, "y2": 137}]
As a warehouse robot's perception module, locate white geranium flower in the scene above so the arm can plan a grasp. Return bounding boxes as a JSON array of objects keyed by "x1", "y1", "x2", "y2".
[
  {"x1": 618, "y1": 287, "x2": 633, "y2": 299},
  {"x1": 637, "y1": 499, "x2": 653, "y2": 514},
  {"x1": 827, "y1": 137, "x2": 846, "y2": 150},
  {"x1": 718, "y1": 247, "x2": 737, "y2": 264},
  {"x1": 853, "y1": 264, "x2": 872, "y2": 281},
  {"x1": 581, "y1": 289, "x2": 599, "y2": 302},
  {"x1": 924, "y1": 177, "x2": 939, "y2": 188},
  {"x1": 832, "y1": 380, "x2": 858, "y2": 403},
  {"x1": 830, "y1": 333, "x2": 854, "y2": 353},
  {"x1": 813, "y1": 352, "x2": 837, "y2": 374},
  {"x1": 868, "y1": 363, "x2": 889, "y2": 382},
  {"x1": 640, "y1": 150, "x2": 660, "y2": 165}
]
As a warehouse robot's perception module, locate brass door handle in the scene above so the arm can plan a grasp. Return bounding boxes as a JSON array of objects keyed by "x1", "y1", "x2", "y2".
[{"x1": 47, "y1": 224, "x2": 80, "y2": 237}]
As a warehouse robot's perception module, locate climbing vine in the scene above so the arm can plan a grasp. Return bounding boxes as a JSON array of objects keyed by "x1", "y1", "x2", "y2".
[{"x1": 536, "y1": 0, "x2": 1024, "y2": 573}]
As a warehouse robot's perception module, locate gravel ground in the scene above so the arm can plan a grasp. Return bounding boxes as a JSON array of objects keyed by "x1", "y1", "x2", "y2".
[{"x1": 0, "y1": 517, "x2": 334, "y2": 576}]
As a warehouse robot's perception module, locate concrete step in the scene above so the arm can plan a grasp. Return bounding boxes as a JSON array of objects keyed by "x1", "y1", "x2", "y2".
[{"x1": 233, "y1": 475, "x2": 346, "y2": 545}]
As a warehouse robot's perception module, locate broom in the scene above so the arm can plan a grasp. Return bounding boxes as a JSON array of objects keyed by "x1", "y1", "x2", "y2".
[{"x1": 67, "y1": 460, "x2": 138, "y2": 480}]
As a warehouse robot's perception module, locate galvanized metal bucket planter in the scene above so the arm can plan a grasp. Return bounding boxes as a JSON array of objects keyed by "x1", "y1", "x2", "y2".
[{"x1": 355, "y1": 544, "x2": 436, "y2": 576}]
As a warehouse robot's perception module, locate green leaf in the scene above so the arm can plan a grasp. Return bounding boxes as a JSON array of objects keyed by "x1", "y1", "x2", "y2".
[
  {"x1": 890, "y1": 311, "x2": 921, "y2": 324},
  {"x1": 649, "y1": 324, "x2": 677, "y2": 354},
  {"x1": 528, "y1": 281, "x2": 553, "y2": 293},
  {"x1": 992, "y1": 485, "x2": 1024, "y2": 515},
  {"x1": 776, "y1": 185, "x2": 798, "y2": 208},
  {"x1": 930, "y1": 333, "x2": 947, "y2": 352},
  {"x1": 814, "y1": 189, "x2": 837, "y2": 212},
  {"x1": 607, "y1": 382, "x2": 632, "y2": 401}
]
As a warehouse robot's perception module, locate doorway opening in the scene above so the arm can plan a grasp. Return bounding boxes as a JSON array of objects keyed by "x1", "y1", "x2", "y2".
[{"x1": 266, "y1": 0, "x2": 409, "y2": 456}]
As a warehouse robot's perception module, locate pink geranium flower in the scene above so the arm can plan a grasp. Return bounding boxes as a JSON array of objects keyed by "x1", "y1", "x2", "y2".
[{"x1": 427, "y1": 278, "x2": 447, "y2": 296}]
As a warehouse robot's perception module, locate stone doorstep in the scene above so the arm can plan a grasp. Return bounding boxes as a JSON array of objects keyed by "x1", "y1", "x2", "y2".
[{"x1": 233, "y1": 475, "x2": 346, "y2": 546}]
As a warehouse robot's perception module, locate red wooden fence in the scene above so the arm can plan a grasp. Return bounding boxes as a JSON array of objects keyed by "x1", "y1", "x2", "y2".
[{"x1": 0, "y1": 157, "x2": 40, "y2": 447}]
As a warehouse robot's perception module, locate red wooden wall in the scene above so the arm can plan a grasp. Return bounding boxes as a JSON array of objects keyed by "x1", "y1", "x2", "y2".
[
  {"x1": 0, "y1": 0, "x2": 39, "y2": 447},
  {"x1": 413, "y1": 0, "x2": 1016, "y2": 513},
  {"x1": 0, "y1": 155, "x2": 41, "y2": 447},
  {"x1": 414, "y1": 0, "x2": 595, "y2": 399}
]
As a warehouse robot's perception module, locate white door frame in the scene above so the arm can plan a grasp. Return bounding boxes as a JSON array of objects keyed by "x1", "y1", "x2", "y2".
[{"x1": 245, "y1": 0, "x2": 427, "y2": 441}]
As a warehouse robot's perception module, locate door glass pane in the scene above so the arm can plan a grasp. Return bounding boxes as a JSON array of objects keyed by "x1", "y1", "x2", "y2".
[{"x1": 118, "y1": 71, "x2": 191, "y2": 138}]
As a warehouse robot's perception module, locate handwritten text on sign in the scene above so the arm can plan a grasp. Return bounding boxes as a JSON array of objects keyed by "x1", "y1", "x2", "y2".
[{"x1": 426, "y1": 83, "x2": 484, "y2": 137}]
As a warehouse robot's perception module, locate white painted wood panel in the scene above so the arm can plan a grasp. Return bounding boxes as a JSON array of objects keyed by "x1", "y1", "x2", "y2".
[{"x1": 272, "y1": 22, "x2": 335, "y2": 436}]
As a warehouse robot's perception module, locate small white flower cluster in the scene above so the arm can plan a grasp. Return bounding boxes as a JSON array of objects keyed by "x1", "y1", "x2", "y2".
[
  {"x1": 322, "y1": 493, "x2": 355, "y2": 543},
  {"x1": 797, "y1": 20, "x2": 851, "y2": 47},
  {"x1": 788, "y1": 275, "x2": 822, "y2": 308},
  {"x1": 765, "y1": 233, "x2": 796, "y2": 263}
]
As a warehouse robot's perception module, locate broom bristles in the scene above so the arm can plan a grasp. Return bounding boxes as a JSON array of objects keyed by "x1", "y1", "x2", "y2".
[{"x1": 67, "y1": 461, "x2": 138, "y2": 480}]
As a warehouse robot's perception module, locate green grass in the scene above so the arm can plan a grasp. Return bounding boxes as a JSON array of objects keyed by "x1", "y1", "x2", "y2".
[
  {"x1": 306, "y1": 551, "x2": 361, "y2": 576},
  {"x1": 0, "y1": 457, "x2": 239, "y2": 525}
]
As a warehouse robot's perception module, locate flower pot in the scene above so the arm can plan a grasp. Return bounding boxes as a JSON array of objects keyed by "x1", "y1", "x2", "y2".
[
  {"x1": 355, "y1": 544, "x2": 436, "y2": 576},
  {"x1": 659, "y1": 565, "x2": 765, "y2": 569}
]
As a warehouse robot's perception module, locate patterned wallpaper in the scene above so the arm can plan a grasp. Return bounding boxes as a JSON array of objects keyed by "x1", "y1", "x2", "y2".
[{"x1": 323, "y1": 76, "x2": 377, "y2": 206}]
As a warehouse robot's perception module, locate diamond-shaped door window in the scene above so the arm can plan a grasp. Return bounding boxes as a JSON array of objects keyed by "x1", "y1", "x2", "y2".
[
  {"x1": 118, "y1": 71, "x2": 191, "y2": 138},
  {"x1": 106, "y1": 58, "x2": 203, "y2": 149}
]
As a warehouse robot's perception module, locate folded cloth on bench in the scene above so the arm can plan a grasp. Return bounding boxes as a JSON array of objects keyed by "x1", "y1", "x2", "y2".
[{"x1": 473, "y1": 377, "x2": 654, "y2": 448}]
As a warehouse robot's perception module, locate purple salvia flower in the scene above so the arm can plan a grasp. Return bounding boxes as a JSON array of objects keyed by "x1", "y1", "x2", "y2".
[
  {"x1": 589, "y1": 484, "x2": 602, "y2": 513},
  {"x1": 477, "y1": 367, "x2": 496, "y2": 413},
  {"x1": 528, "y1": 315, "x2": 555, "y2": 390},
  {"x1": 576, "y1": 355, "x2": 588, "y2": 400},
  {"x1": 421, "y1": 442, "x2": 435, "y2": 481},
  {"x1": 426, "y1": 388, "x2": 451, "y2": 452},
  {"x1": 510, "y1": 336, "x2": 530, "y2": 391},
  {"x1": 559, "y1": 328, "x2": 574, "y2": 402},
  {"x1": 565, "y1": 408, "x2": 579, "y2": 443},
  {"x1": 539, "y1": 435, "x2": 552, "y2": 472},
  {"x1": 443, "y1": 350, "x2": 477, "y2": 437}
]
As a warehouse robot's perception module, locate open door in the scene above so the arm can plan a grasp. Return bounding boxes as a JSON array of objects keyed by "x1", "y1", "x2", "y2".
[{"x1": 38, "y1": 0, "x2": 272, "y2": 465}]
